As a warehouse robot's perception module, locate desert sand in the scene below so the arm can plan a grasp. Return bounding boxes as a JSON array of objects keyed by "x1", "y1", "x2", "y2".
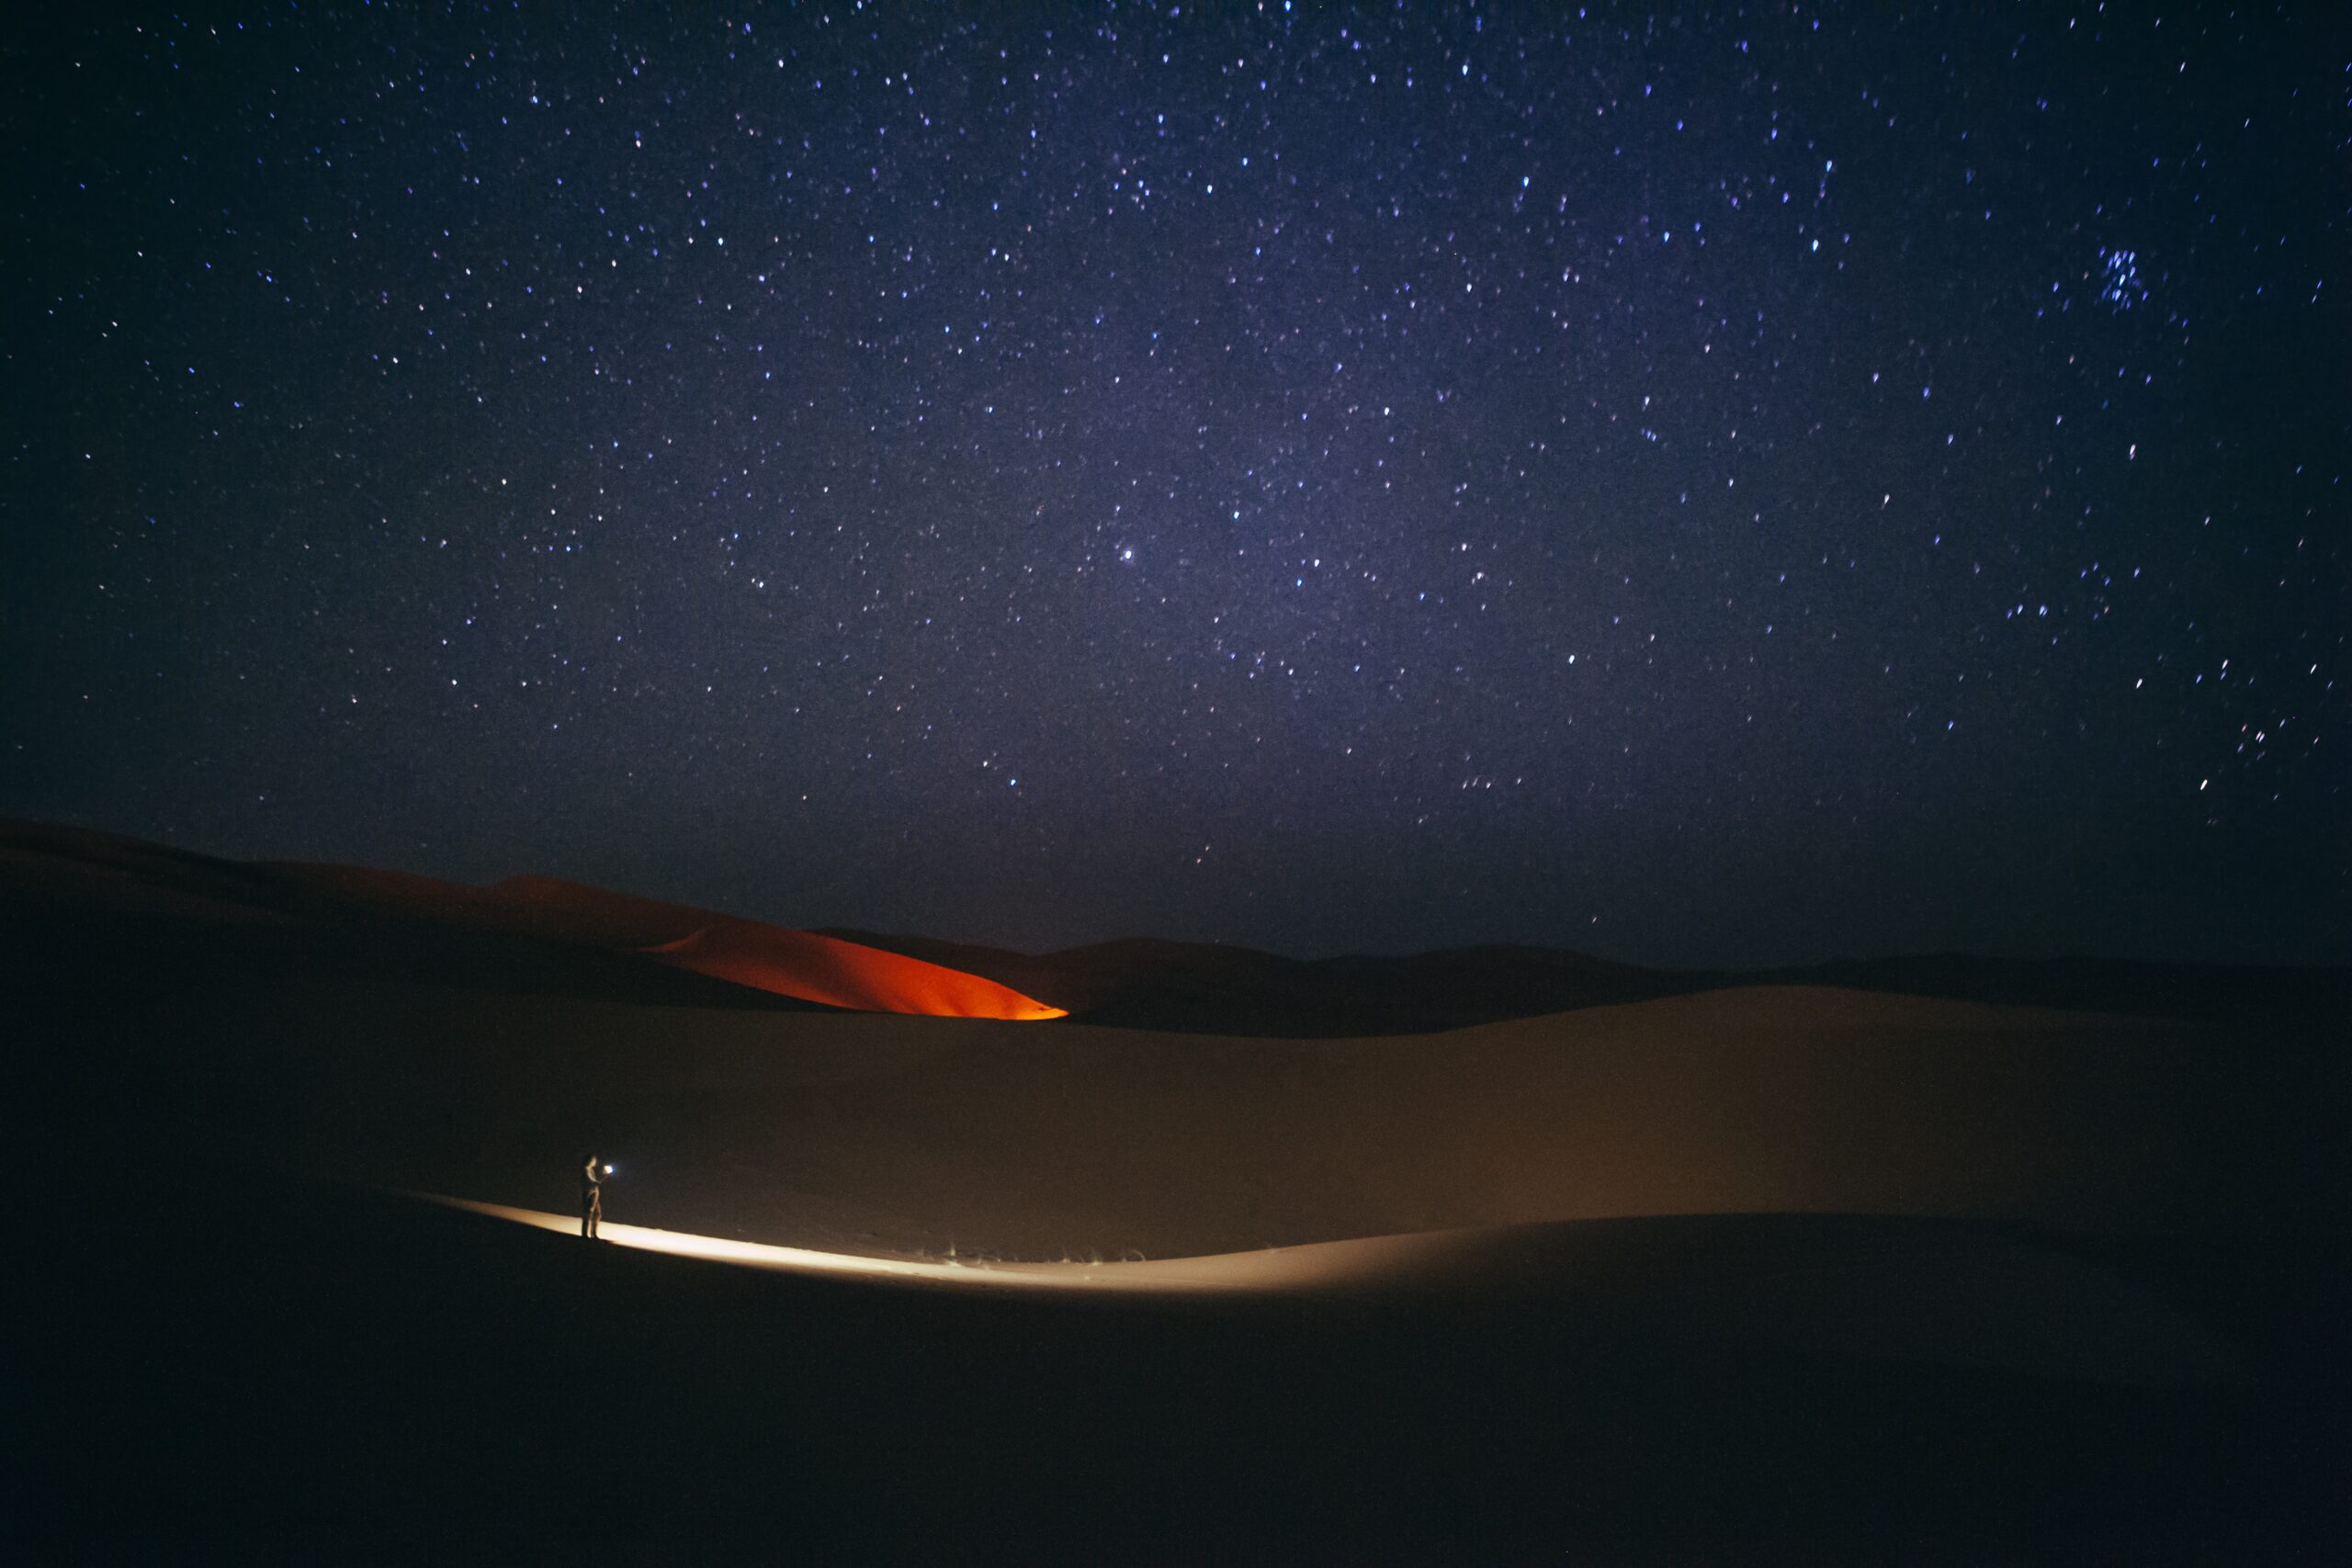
[
  {"x1": 251, "y1": 975, "x2": 2319, "y2": 1264},
  {"x1": 11, "y1": 817, "x2": 2347, "y2": 1559}
]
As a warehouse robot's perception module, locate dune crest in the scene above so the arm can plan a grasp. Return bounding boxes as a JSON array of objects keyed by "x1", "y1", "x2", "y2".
[{"x1": 644, "y1": 923, "x2": 1068, "y2": 1020}]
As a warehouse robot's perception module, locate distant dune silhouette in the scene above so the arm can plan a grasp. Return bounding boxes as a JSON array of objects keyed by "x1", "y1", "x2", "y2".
[
  {"x1": 820, "y1": 926, "x2": 2346, "y2": 1035},
  {"x1": 3, "y1": 817, "x2": 2338, "y2": 1032}
]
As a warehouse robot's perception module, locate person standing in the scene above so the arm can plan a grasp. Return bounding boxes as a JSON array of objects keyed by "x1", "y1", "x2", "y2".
[{"x1": 581, "y1": 1153, "x2": 606, "y2": 1240}]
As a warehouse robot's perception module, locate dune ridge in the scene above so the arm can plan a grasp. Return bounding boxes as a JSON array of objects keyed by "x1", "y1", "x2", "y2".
[
  {"x1": 7, "y1": 818, "x2": 2338, "y2": 1033},
  {"x1": 410, "y1": 1192, "x2": 2246, "y2": 1390}
]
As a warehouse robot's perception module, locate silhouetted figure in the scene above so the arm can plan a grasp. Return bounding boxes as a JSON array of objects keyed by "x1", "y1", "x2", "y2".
[{"x1": 581, "y1": 1153, "x2": 606, "y2": 1240}]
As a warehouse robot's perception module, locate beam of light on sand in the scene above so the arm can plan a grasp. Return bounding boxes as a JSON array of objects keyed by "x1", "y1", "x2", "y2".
[
  {"x1": 395, "y1": 1197, "x2": 2257, "y2": 1387},
  {"x1": 408, "y1": 1192, "x2": 1418, "y2": 1294}
]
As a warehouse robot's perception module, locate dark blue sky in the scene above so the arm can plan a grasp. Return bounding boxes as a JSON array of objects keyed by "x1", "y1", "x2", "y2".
[{"x1": 5, "y1": 4, "x2": 2343, "y2": 964}]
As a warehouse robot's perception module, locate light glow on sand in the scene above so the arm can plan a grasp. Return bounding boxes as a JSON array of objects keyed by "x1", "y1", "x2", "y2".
[{"x1": 412, "y1": 1193, "x2": 1386, "y2": 1293}]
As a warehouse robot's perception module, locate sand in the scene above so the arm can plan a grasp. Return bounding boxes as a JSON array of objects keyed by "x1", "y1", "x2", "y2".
[{"x1": 12, "y1": 816, "x2": 2348, "y2": 1556}]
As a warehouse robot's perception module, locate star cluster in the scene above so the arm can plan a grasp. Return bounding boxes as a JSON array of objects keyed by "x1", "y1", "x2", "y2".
[{"x1": 4, "y1": 4, "x2": 2342, "y2": 963}]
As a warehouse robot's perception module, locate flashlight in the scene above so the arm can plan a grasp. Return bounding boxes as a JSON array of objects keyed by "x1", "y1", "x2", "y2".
[{"x1": 604, "y1": 1164, "x2": 615, "y2": 1175}]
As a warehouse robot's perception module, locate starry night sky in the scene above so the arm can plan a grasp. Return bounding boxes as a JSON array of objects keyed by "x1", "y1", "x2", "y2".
[{"x1": 4, "y1": 4, "x2": 2344, "y2": 965}]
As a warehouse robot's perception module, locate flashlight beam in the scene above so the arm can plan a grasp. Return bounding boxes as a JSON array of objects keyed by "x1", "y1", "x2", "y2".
[{"x1": 401, "y1": 1191, "x2": 1419, "y2": 1295}]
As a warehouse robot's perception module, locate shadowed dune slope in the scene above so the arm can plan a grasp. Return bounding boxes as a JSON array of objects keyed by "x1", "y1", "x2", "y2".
[
  {"x1": 820, "y1": 928, "x2": 1690, "y2": 1033},
  {"x1": 28, "y1": 1162, "x2": 2340, "y2": 1562}
]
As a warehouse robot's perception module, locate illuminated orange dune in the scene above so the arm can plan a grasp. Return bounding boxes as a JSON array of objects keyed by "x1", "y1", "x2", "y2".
[{"x1": 641, "y1": 923, "x2": 1067, "y2": 1020}]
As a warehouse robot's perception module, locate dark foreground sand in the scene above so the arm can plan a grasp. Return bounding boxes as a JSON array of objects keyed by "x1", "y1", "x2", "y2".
[
  {"x1": 19, "y1": 1166, "x2": 2345, "y2": 1562},
  {"x1": 10, "y1": 821, "x2": 2349, "y2": 1560}
]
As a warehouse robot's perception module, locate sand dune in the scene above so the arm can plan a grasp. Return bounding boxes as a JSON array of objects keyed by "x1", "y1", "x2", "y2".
[
  {"x1": 412, "y1": 1193, "x2": 2245, "y2": 1389},
  {"x1": 820, "y1": 926, "x2": 1691, "y2": 1032},
  {"x1": 14, "y1": 816, "x2": 2345, "y2": 1556},
  {"x1": 215, "y1": 974, "x2": 2344, "y2": 1271},
  {"x1": 10, "y1": 817, "x2": 2343, "y2": 1265}
]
